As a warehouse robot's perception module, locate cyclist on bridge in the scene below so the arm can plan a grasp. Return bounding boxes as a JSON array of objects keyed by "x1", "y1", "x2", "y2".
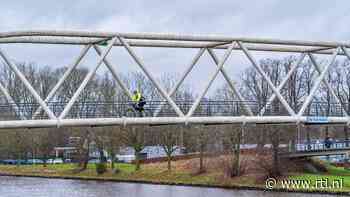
[{"x1": 131, "y1": 90, "x2": 146, "y2": 112}]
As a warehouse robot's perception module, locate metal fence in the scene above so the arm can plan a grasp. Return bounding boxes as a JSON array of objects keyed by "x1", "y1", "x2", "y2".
[
  {"x1": 294, "y1": 140, "x2": 350, "y2": 152},
  {"x1": 0, "y1": 100, "x2": 347, "y2": 120}
]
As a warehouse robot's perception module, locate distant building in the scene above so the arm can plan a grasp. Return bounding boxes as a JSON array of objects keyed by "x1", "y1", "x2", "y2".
[
  {"x1": 54, "y1": 137, "x2": 108, "y2": 160},
  {"x1": 117, "y1": 146, "x2": 183, "y2": 163},
  {"x1": 53, "y1": 147, "x2": 76, "y2": 159}
]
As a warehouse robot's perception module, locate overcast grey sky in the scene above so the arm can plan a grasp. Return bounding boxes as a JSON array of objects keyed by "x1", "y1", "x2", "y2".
[{"x1": 0, "y1": 1, "x2": 349, "y2": 94}]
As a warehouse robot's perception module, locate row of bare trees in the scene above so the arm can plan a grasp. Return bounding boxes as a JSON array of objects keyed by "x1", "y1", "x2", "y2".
[
  {"x1": 1, "y1": 54, "x2": 350, "y2": 176},
  {"x1": 1, "y1": 55, "x2": 350, "y2": 118}
]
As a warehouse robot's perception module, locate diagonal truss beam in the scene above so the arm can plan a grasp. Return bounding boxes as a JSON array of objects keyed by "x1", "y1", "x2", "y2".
[
  {"x1": 3, "y1": 31, "x2": 350, "y2": 129},
  {"x1": 207, "y1": 48, "x2": 254, "y2": 116},
  {"x1": 0, "y1": 81, "x2": 26, "y2": 120},
  {"x1": 341, "y1": 46, "x2": 350, "y2": 60},
  {"x1": 153, "y1": 48, "x2": 206, "y2": 117},
  {"x1": 32, "y1": 45, "x2": 92, "y2": 119},
  {"x1": 308, "y1": 53, "x2": 348, "y2": 116},
  {"x1": 0, "y1": 48, "x2": 57, "y2": 119},
  {"x1": 340, "y1": 47, "x2": 350, "y2": 123},
  {"x1": 118, "y1": 36, "x2": 185, "y2": 117},
  {"x1": 259, "y1": 53, "x2": 306, "y2": 115},
  {"x1": 59, "y1": 37, "x2": 118, "y2": 119},
  {"x1": 186, "y1": 41, "x2": 236, "y2": 117},
  {"x1": 238, "y1": 41, "x2": 296, "y2": 116},
  {"x1": 297, "y1": 47, "x2": 340, "y2": 116},
  {"x1": 93, "y1": 45, "x2": 133, "y2": 100}
]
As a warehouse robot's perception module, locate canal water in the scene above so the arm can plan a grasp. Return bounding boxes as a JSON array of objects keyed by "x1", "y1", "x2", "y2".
[{"x1": 0, "y1": 176, "x2": 337, "y2": 197}]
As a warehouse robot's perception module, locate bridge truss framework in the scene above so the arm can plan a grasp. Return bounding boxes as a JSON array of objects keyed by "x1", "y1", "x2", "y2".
[{"x1": 0, "y1": 30, "x2": 350, "y2": 129}]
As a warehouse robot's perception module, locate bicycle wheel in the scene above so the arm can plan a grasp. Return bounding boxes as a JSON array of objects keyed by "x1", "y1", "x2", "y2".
[
  {"x1": 141, "y1": 109, "x2": 151, "y2": 117},
  {"x1": 125, "y1": 107, "x2": 137, "y2": 117}
]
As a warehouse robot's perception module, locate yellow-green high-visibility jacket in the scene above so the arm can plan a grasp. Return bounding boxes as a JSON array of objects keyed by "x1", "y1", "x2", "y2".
[{"x1": 132, "y1": 91, "x2": 142, "y2": 102}]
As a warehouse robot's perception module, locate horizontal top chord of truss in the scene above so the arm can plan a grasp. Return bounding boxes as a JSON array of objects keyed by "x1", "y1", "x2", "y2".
[{"x1": 0, "y1": 30, "x2": 347, "y2": 55}]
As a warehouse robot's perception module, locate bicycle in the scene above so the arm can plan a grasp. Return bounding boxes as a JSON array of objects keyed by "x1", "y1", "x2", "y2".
[{"x1": 124, "y1": 102, "x2": 150, "y2": 117}]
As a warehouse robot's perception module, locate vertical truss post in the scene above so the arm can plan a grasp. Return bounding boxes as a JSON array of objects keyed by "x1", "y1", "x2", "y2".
[
  {"x1": 153, "y1": 48, "x2": 206, "y2": 117},
  {"x1": 0, "y1": 82, "x2": 26, "y2": 120},
  {"x1": 0, "y1": 48, "x2": 56, "y2": 119},
  {"x1": 308, "y1": 53, "x2": 348, "y2": 116},
  {"x1": 259, "y1": 53, "x2": 306, "y2": 115},
  {"x1": 93, "y1": 45, "x2": 133, "y2": 99},
  {"x1": 32, "y1": 45, "x2": 92, "y2": 119},
  {"x1": 59, "y1": 37, "x2": 117, "y2": 119},
  {"x1": 238, "y1": 41, "x2": 296, "y2": 116},
  {"x1": 186, "y1": 41, "x2": 236, "y2": 117},
  {"x1": 207, "y1": 48, "x2": 254, "y2": 116},
  {"x1": 118, "y1": 36, "x2": 185, "y2": 117},
  {"x1": 297, "y1": 47, "x2": 340, "y2": 116}
]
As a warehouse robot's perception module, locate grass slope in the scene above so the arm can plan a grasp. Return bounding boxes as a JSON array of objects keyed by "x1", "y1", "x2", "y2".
[
  {"x1": 0, "y1": 163, "x2": 253, "y2": 187},
  {"x1": 287, "y1": 160, "x2": 350, "y2": 193},
  {"x1": 0, "y1": 158, "x2": 349, "y2": 194}
]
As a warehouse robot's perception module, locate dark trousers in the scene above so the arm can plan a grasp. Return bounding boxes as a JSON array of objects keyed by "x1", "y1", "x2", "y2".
[{"x1": 133, "y1": 101, "x2": 146, "y2": 112}]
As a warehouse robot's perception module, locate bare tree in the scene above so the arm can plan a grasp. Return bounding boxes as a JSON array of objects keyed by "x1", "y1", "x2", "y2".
[
  {"x1": 104, "y1": 126, "x2": 121, "y2": 172},
  {"x1": 121, "y1": 126, "x2": 146, "y2": 171},
  {"x1": 158, "y1": 125, "x2": 180, "y2": 171},
  {"x1": 35, "y1": 128, "x2": 55, "y2": 167},
  {"x1": 222, "y1": 124, "x2": 242, "y2": 177}
]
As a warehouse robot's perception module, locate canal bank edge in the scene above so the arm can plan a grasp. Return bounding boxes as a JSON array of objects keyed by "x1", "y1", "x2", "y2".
[{"x1": 0, "y1": 173, "x2": 347, "y2": 196}]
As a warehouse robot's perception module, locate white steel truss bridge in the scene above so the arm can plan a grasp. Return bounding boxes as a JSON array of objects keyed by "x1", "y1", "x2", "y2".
[{"x1": 0, "y1": 30, "x2": 350, "y2": 129}]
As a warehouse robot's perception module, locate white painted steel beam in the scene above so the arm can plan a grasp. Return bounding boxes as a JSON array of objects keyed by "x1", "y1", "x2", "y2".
[
  {"x1": 59, "y1": 37, "x2": 118, "y2": 119},
  {"x1": 118, "y1": 36, "x2": 185, "y2": 117},
  {"x1": 186, "y1": 42, "x2": 236, "y2": 117},
  {"x1": 259, "y1": 53, "x2": 306, "y2": 115},
  {"x1": 297, "y1": 48, "x2": 340, "y2": 116},
  {"x1": 238, "y1": 41, "x2": 296, "y2": 116},
  {"x1": 153, "y1": 48, "x2": 206, "y2": 117},
  {"x1": 0, "y1": 31, "x2": 348, "y2": 129},
  {"x1": 0, "y1": 37, "x2": 345, "y2": 55},
  {"x1": 0, "y1": 116, "x2": 348, "y2": 129},
  {"x1": 32, "y1": 45, "x2": 92, "y2": 119},
  {"x1": 0, "y1": 82, "x2": 26, "y2": 120},
  {"x1": 0, "y1": 48, "x2": 57, "y2": 119},
  {"x1": 340, "y1": 47, "x2": 350, "y2": 125},
  {"x1": 308, "y1": 53, "x2": 348, "y2": 116},
  {"x1": 207, "y1": 48, "x2": 254, "y2": 116},
  {"x1": 1, "y1": 30, "x2": 350, "y2": 48},
  {"x1": 93, "y1": 45, "x2": 133, "y2": 99}
]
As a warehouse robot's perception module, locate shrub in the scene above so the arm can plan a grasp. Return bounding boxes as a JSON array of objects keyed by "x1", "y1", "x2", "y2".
[
  {"x1": 309, "y1": 158, "x2": 328, "y2": 172},
  {"x1": 219, "y1": 155, "x2": 247, "y2": 178},
  {"x1": 95, "y1": 162, "x2": 107, "y2": 174},
  {"x1": 112, "y1": 168, "x2": 120, "y2": 174}
]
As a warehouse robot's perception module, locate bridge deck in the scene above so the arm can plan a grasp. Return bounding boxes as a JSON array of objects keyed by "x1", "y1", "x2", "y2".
[{"x1": 0, "y1": 100, "x2": 347, "y2": 128}]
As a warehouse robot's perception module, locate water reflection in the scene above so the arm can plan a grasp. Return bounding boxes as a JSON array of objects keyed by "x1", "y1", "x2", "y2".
[{"x1": 0, "y1": 176, "x2": 335, "y2": 197}]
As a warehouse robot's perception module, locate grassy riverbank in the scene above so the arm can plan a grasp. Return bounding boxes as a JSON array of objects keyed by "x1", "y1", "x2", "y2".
[
  {"x1": 0, "y1": 163, "x2": 256, "y2": 188},
  {"x1": 288, "y1": 162, "x2": 350, "y2": 193},
  {"x1": 0, "y1": 158, "x2": 349, "y2": 194}
]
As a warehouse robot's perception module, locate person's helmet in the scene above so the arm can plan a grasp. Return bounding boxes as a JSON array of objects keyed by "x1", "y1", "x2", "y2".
[{"x1": 133, "y1": 90, "x2": 138, "y2": 94}]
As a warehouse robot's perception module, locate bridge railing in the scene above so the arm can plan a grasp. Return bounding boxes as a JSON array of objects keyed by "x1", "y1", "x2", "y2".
[
  {"x1": 0, "y1": 100, "x2": 348, "y2": 120},
  {"x1": 0, "y1": 100, "x2": 267, "y2": 119},
  {"x1": 292, "y1": 140, "x2": 350, "y2": 152}
]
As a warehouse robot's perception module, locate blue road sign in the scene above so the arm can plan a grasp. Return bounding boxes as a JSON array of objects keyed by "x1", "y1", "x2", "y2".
[{"x1": 306, "y1": 116, "x2": 329, "y2": 123}]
